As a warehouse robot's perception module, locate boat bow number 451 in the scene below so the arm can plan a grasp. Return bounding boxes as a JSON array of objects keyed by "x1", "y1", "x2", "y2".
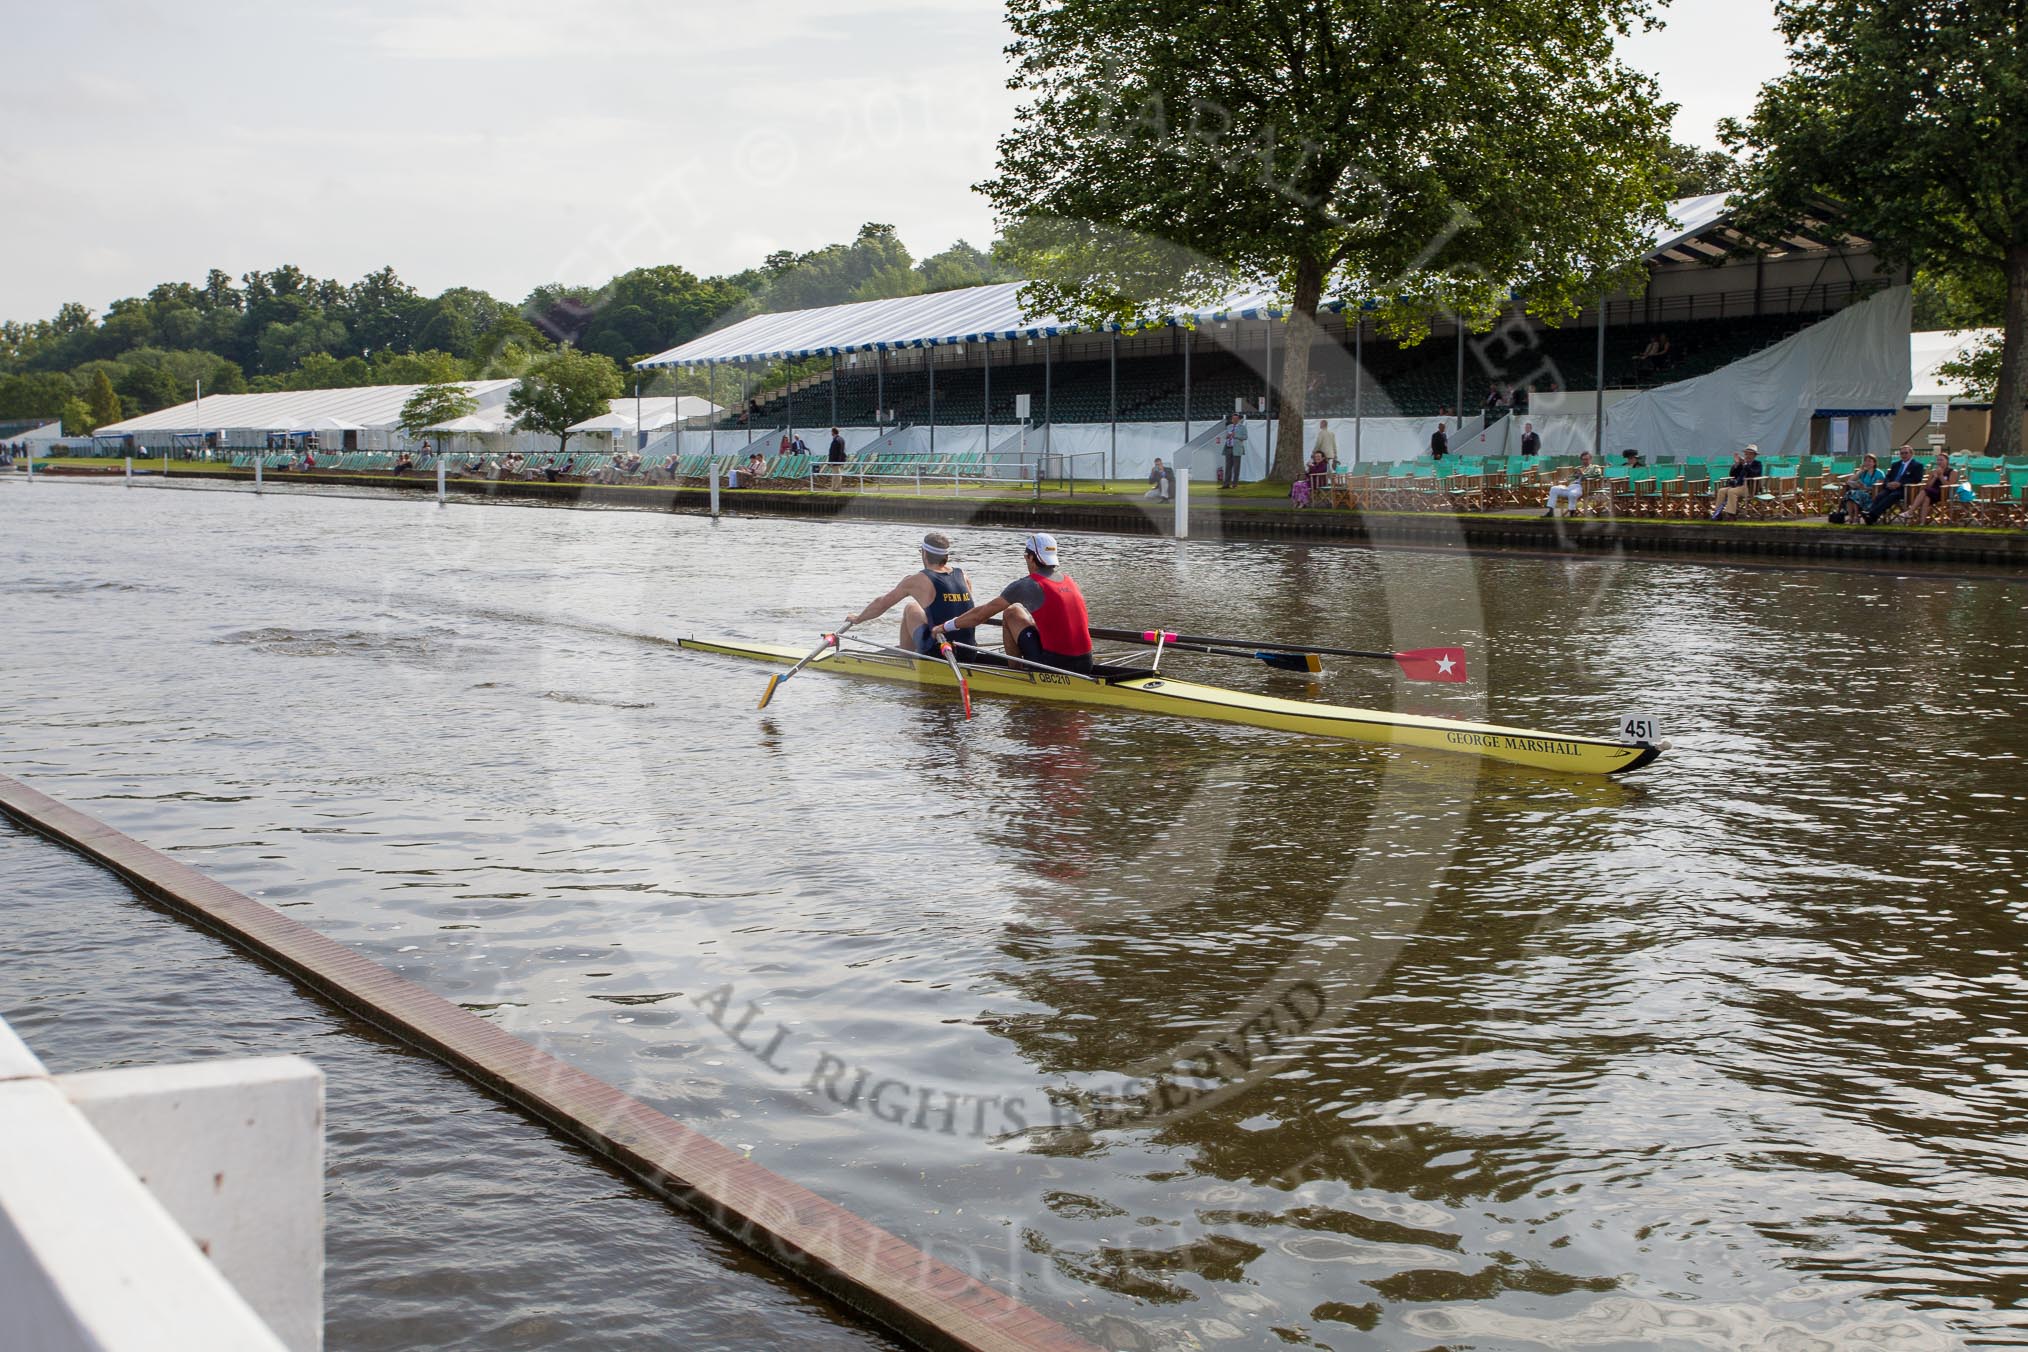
[{"x1": 683, "y1": 636, "x2": 1667, "y2": 777}]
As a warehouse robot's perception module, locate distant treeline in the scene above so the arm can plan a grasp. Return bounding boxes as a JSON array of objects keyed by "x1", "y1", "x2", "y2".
[{"x1": 0, "y1": 226, "x2": 1020, "y2": 433}]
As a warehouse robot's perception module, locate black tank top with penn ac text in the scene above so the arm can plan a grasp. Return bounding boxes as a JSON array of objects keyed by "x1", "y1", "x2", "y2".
[{"x1": 922, "y1": 567, "x2": 975, "y2": 648}]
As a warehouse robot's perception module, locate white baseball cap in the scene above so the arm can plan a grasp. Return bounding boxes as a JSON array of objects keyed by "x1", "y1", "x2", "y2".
[{"x1": 1024, "y1": 532, "x2": 1060, "y2": 567}]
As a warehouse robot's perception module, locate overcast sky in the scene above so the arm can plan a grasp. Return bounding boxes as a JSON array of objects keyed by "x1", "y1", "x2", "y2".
[{"x1": 0, "y1": 0, "x2": 1790, "y2": 325}]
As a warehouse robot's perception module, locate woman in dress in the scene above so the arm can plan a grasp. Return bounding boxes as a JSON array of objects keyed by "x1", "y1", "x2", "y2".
[{"x1": 1899, "y1": 451, "x2": 1952, "y2": 526}]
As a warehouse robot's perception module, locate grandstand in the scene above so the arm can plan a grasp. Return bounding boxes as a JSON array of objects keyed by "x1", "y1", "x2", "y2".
[{"x1": 640, "y1": 194, "x2": 1913, "y2": 478}]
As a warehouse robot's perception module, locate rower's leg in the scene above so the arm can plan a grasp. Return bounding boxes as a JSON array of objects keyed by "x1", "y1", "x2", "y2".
[
  {"x1": 897, "y1": 598, "x2": 929, "y2": 651},
  {"x1": 1001, "y1": 603, "x2": 1035, "y2": 655}
]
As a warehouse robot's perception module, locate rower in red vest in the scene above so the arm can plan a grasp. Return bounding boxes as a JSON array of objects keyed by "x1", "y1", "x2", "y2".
[{"x1": 932, "y1": 531, "x2": 1094, "y2": 675}]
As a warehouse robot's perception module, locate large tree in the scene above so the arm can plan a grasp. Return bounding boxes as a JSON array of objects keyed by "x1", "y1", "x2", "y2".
[
  {"x1": 507, "y1": 348, "x2": 623, "y2": 456},
  {"x1": 982, "y1": 0, "x2": 1679, "y2": 479},
  {"x1": 1724, "y1": 0, "x2": 2028, "y2": 458}
]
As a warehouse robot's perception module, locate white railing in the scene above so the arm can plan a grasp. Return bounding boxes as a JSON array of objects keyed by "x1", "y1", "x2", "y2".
[{"x1": 806, "y1": 448, "x2": 1109, "y2": 496}]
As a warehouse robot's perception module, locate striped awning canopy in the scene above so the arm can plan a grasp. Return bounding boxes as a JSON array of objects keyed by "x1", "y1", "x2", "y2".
[{"x1": 640, "y1": 194, "x2": 1799, "y2": 369}]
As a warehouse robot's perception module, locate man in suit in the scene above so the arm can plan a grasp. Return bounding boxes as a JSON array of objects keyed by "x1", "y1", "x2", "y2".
[
  {"x1": 1519, "y1": 423, "x2": 1541, "y2": 457},
  {"x1": 1217, "y1": 413, "x2": 1248, "y2": 488},
  {"x1": 1864, "y1": 444, "x2": 1925, "y2": 524}
]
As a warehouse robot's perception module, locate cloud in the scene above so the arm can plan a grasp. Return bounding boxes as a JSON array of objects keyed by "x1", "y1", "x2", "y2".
[{"x1": 0, "y1": 0, "x2": 1785, "y2": 324}]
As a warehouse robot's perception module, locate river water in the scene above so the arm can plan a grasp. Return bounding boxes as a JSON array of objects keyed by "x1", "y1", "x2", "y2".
[{"x1": 3, "y1": 479, "x2": 2024, "y2": 1351}]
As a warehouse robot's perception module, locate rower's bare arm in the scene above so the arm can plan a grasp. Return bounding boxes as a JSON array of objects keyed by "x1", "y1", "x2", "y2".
[
  {"x1": 946, "y1": 596, "x2": 1009, "y2": 631},
  {"x1": 849, "y1": 577, "x2": 925, "y2": 625}
]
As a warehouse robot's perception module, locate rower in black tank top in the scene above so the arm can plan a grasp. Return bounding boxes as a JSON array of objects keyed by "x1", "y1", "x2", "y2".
[{"x1": 916, "y1": 567, "x2": 975, "y2": 654}]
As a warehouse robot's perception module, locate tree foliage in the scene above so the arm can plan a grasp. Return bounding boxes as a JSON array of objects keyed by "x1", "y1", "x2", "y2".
[
  {"x1": 982, "y1": 0, "x2": 1680, "y2": 478},
  {"x1": 60, "y1": 396, "x2": 94, "y2": 437},
  {"x1": 87, "y1": 368, "x2": 122, "y2": 430},
  {"x1": 1723, "y1": 0, "x2": 2028, "y2": 456},
  {"x1": 1659, "y1": 141, "x2": 1742, "y2": 198},
  {"x1": 1935, "y1": 332, "x2": 2002, "y2": 401},
  {"x1": 1912, "y1": 265, "x2": 2005, "y2": 332},
  {"x1": 507, "y1": 348, "x2": 624, "y2": 454},
  {"x1": 398, "y1": 381, "x2": 479, "y2": 441},
  {"x1": 0, "y1": 226, "x2": 1024, "y2": 427},
  {"x1": 576, "y1": 265, "x2": 750, "y2": 366}
]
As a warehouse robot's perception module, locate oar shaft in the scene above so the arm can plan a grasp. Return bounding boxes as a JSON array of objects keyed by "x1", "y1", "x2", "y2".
[
  {"x1": 1089, "y1": 625, "x2": 1393, "y2": 661},
  {"x1": 839, "y1": 633, "x2": 1103, "y2": 685},
  {"x1": 757, "y1": 619, "x2": 854, "y2": 708}
]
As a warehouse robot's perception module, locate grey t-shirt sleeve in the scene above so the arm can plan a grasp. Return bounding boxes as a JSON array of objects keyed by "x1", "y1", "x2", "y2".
[{"x1": 999, "y1": 576, "x2": 1046, "y2": 610}]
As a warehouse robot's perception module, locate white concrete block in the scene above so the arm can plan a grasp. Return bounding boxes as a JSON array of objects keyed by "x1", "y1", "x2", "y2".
[
  {"x1": 62, "y1": 1056, "x2": 324, "y2": 1352},
  {"x1": 0, "y1": 1078, "x2": 288, "y2": 1352}
]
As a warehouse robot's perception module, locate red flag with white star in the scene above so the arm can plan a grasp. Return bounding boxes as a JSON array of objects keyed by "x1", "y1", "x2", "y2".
[{"x1": 1392, "y1": 647, "x2": 1468, "y2": 682}]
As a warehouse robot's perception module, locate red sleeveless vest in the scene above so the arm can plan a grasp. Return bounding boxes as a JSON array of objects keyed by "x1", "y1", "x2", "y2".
[{"x1": 1028, "y1": 571, "x2": 1092, "y2": 655}]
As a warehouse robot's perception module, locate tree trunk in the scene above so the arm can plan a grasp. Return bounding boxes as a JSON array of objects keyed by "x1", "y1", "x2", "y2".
[
  {"x1": 1272, "y1": 256, "x2": 1326, "y2": 482},
  {"x1": 1989, "y1": 243, "x2": 2028, "y2": 460}
]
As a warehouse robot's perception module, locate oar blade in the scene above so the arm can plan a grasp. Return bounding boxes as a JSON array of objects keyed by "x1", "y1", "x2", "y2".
[
  {"x1": 757, "y1": 673, "x2": 783, "y2": 709},
  {"x1": 1392, "y1": 647, "x2": 1468, "y2": 682},
  {"x1": 1255, "y1": 650, "x2": 1323, "y2": 674}
]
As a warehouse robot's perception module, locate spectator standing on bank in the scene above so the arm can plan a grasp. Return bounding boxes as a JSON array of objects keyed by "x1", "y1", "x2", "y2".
[
  {"x1": 1313, "y1": 419, "x2": 1338, "y2": 468},
  {"x1": 1430, "y1": 423, "x2": 1449, "y2": 462},
  {"x1": 1218, "y1": 413, "x2": 1247, "y2": 488},
  {"x1": 827, "y1": 426, "x2": 848, "y2": 489},
  {"x1": 1519, "y1": 423, "x2": 1541, "y2": 457}
]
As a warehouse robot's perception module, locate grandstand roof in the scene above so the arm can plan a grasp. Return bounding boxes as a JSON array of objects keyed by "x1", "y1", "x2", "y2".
[
  {"x1": 639, "y1": 194, "x2": 1820, "y2": 368},
  {"x1": 1645, "y1": 192, "x2": 1870, "y2": 266},
  {"x1": 639, "y1": 280, "x2": 1291, "y2": 368},
  {"x1": 95, "y1": 380, "x2": 519, "y2": 436}
]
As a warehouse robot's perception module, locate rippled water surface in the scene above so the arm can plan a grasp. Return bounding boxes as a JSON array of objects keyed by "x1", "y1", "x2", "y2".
[
  {"x1": 4, "y1": 480, "x2": 2025, "y2": 1350},
  {"x1": 0, "y1": 824, "x2": 888, "y2": 1351}
]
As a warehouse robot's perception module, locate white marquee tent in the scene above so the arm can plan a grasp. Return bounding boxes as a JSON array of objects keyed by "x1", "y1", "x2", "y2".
[
  {"x1": 1907, "y1": 329, "x2": 1995, "y2": 406},
  {"x1": 93, "y1": 380, "x2": 521, "y2": 447},
  {"x1": 567, "y1": 395, "x2": 722, "y2": 434}
]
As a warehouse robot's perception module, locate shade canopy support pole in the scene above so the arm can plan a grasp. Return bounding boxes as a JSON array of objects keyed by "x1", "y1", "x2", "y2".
[
  {"x1": 1353, "y1": 318, "x2": 1363, "y2": 466},
  {"x1": 1109, "y1": 330, "x2": 1118, "y2": 480},
  {"x1": 1594, "y1": 294, "x2": 1608, "y2": 457}
]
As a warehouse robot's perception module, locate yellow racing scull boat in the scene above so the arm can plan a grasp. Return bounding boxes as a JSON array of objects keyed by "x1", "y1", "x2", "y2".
[{"x1": 681, "y1": 637, "x2": 1665, "y2": 777}]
